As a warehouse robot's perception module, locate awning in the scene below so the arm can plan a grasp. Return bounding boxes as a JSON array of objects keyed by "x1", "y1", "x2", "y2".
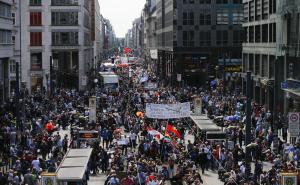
[
  {"x1": 56, "y1": 148, "x2": 93, "y2": 181},
  {"x1": 57, "y1": 167, "x2": 85, "y2": 181},
  {"x1": 190, "y1": 115, "x2": 221, "y2": 132},
  {"x1": 282, "y1": 88, "x2": 300, "y2": 97}
]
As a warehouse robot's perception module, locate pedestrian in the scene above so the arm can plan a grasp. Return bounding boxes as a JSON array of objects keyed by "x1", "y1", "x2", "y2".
[{"x1": 198, "y1": 149, "x2": 207, "y2": 174}]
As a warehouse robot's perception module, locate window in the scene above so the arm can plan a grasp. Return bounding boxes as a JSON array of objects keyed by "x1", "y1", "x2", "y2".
[
  {"x1": 216, "y1": 30, "x2": 228, "y2": 45},
  {"x1": 233, "y1": 0, "x2": 242, "y2": 3},
  {"x1": 0, "y1": 29, "x2": 12, "y2": 44},
  {"x1": 232, "y1": 11, "x2": 244, "y2": 24},
  {"x1": 52, "y1": 32, "x2": 78, "y2": 45},
  {"x1": 183, "y1": 12, "x2": 194, "y2": 25},
  {"x1": 51, "y1": 0, "x2": 78, "y2": 6},
  {"x1": 12, "y1": 35, "x2": 15, "y2": 44},
  {"x1": 30, "y1": 0, "x2": 41, "y2": 6},
  {"x1": 30, "y1": 12, "x2": 42, "y2": 26},
  {"x1": 216, "y1": 0, "x2": 228, "y2": 4},
  {"x1": 233, "y1": 30, "x2": 243, "y2": 45},
  {"x1": 199, "y1": 31, "x2": 211, "y2": 46},
  {"x1": 31, "y1": 52, "x2": 42, "y2": 70},
  {"x1": 0, "y1": 2, "x2": 11, "y2": 18},
  {"x1": 217, "y1": 10, "x2": 229, "y2": 25},
  {"x1": 183, "y1": 31, "x2": 194, "y2": 47},
  {"x1": 199, "y1": 0, "x2": 210, "y2": 4},
  {"x1": 9, "y1": 60, "x2": 16, "y2": 73},
  {"x1": 183, "y1": 0, "x2": 194, "y2": 4},
  {"x1": 11, "y1": 13, "x2": 15, "y2": 25},
  {"x1": 199, "y1": 11, "x2": 211, "y2": 25},
  {"x1": 51, "y1": 12, "x2": 78, "y2": 25},
  {"x1": 30, "y1": 32, "x2": 42, "y2": 46}
]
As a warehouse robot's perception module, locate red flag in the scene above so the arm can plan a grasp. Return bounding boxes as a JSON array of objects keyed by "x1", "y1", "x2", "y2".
[
  {"x1": 166, "y1": 123, "x2": 181, "y2": 138},
  {"x1": 124, "y1": 47, "x2": 131, "y2": 54}
]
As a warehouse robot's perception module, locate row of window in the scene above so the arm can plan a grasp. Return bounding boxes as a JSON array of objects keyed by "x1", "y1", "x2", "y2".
[
  {"x1": 182, "y1": 30, "x2": 243, "y2": 47},
  {"x1": 51, "y1": 12, "x2": 78, "y2": 26},
  {"x1": 0, "y1": 30, "x2": 12, "y2": 44},
  {"x1": 29, "y1": 32, "x2": 79, "y2": 46},
  {"x1": 0, "y1": 2, "x2": 11, "y2": 18},
  {"x1": 30, "y1": 12, "x2": 79, "y2": 26},
  {"x1": 183, "y1": 0, "x2": 242, "y2": 4},
  {"x1": 183, "y1": 11, "x2": 244, "y2": 25},
  {"x1": 30, "y1": 0, "x2": 79, "y2": 6}
]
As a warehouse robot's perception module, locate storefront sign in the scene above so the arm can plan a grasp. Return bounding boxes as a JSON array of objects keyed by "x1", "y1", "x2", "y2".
[
  {"x1": 78, "y1": 131, "x2": 99, "y2": 140},
  {"x1": 146, "y1": 102, "x2": 191, "y2": 119},
  {"x1": 89, "y1": 97, "x2": 97, "y2": 122},
  {"x1": 177, "y1": 74, "x2": 182, "y2": 82},
  {"x1": 150, "y1": 49, "x2": 158, "y2": 59},
  {"x1": 288, "y1": 112, "x2": 300, "y2": 137},
  {"x1": 281, "y1": 81, "x2": 300, "y2": 89},
  {"x1": 81, "y1": 76, "x2": 87, "y2": 86},
  {"x1": 224, "y1": 66, "x2": 242, "y2": 72}
]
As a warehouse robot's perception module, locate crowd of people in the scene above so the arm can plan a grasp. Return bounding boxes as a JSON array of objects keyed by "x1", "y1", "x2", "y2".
[{"x1": 0, "y1": 61, "x2": 299, "y2": 185}]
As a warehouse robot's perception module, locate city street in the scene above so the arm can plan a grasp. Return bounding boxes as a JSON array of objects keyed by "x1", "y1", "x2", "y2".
[{"x1": 0, "y1": 0, "x2": 300, "y2": 185}]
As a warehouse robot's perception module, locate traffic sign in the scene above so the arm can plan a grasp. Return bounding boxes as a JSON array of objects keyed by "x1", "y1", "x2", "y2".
[{"x1": 289, "y1": 112, "x2": 300, "y2": 137}]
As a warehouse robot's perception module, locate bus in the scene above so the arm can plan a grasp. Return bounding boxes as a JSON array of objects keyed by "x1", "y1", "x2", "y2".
[{"x1": 99, "y1": 72, "x2": 119, "y2": 91}]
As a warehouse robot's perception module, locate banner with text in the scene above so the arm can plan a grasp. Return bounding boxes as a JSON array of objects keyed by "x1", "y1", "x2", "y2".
[{"x1": 146, "y1": 102, "x2": 191, "y2": 119}]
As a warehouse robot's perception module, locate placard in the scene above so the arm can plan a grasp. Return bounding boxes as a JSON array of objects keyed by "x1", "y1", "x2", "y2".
[
  {"x1": 146, "y1": 102, "x2": 191, "y2": 119},
  {"x1": 194, "y1": 97, "x2": 202, "y2": 115},
  {"x1": 281, "y1": 173, "x2": 297, "y2": 185},
  {"x1": 41, "y1": 173, "x2": 56, "y2": 185}
]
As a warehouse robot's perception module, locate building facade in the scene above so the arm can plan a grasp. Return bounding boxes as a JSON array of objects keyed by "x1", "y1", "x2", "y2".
[
  {"x1": 91, "y1": 0, "x2": 102, "y2": 71},
  {"x1": 242, "y1": 0, "x2": 280, "y2": 110},
  {"x1": 125, "y1": 29, "x2": 133, "y2": 48},
  {"x1": 156, "y1": 0, "x2": 244, "y2": 86},
  {"x1": 278, "y1": 0, "x2": 300, "y2": 113},
  {"x1": 102, "y1": 18, "x2": 117, "y2": 58},
  {"x1": 20, "y1": 0, "x2": 95, "y2": 93},
  {"x1": 143, "y1": 0, "x2": 158, "y2": 72},
  {"x1": 0, "y1": 0, "x2": 14, "y2": 102}
]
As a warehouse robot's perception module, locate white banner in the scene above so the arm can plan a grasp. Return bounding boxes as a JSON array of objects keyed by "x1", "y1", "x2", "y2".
[
  {"x1": 89, "y1": 97, "x2": 97, "y2": 122},
  {"x1": 144, "y1": 82, "x2": 158, "y2": 90},
  {"x1": 146, "y1": 102, "x2": 191, "y2": 119},
  {"x1": 289, "y1": 112, "x2": 300, "y2": 137}
]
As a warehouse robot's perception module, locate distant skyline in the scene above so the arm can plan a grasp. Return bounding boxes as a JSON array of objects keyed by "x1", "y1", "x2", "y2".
[{"x1": 99, "y1": 0, "x2": 146, "y2": 38}]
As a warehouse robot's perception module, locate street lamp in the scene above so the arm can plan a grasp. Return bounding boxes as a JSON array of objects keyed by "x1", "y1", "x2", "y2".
[{"x1": 94, "y1": 78, "x2": 99, "y2": 96}]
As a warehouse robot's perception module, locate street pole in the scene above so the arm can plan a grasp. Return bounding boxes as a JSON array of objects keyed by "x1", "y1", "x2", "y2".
[
  {"x1": 223, "y1": 53, "x2": 226, "y2": 95},
  {"x1": 50, "y1": 56, "x2": 53, "y2": 95},
  {"x1": 245, "y1": 71, "x2": 252, "y2": 179},
  {"x1": 15, "y1": 62, "x2": 20, "y2": 131},
  {"x1": 273, "y1": 59, "x2": 279, "y2": 154}
]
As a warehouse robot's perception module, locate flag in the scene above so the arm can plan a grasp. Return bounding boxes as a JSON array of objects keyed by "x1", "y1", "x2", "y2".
[
  {"x1": 166, "y1": 123, "x2": 181, "y2": 138},
  {"x1": 147, "y1": 128, "x2": 164, "y2": 141}
]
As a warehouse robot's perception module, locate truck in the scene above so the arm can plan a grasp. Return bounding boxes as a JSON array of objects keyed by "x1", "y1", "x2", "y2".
[{"x1": 99, "y1": 72, "x2": 119, "y2": 91}]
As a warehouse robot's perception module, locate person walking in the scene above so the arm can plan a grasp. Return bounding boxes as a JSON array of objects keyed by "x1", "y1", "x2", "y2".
[{"x1": 198, "y1": 149, "x2": 207, "y2": 174}]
